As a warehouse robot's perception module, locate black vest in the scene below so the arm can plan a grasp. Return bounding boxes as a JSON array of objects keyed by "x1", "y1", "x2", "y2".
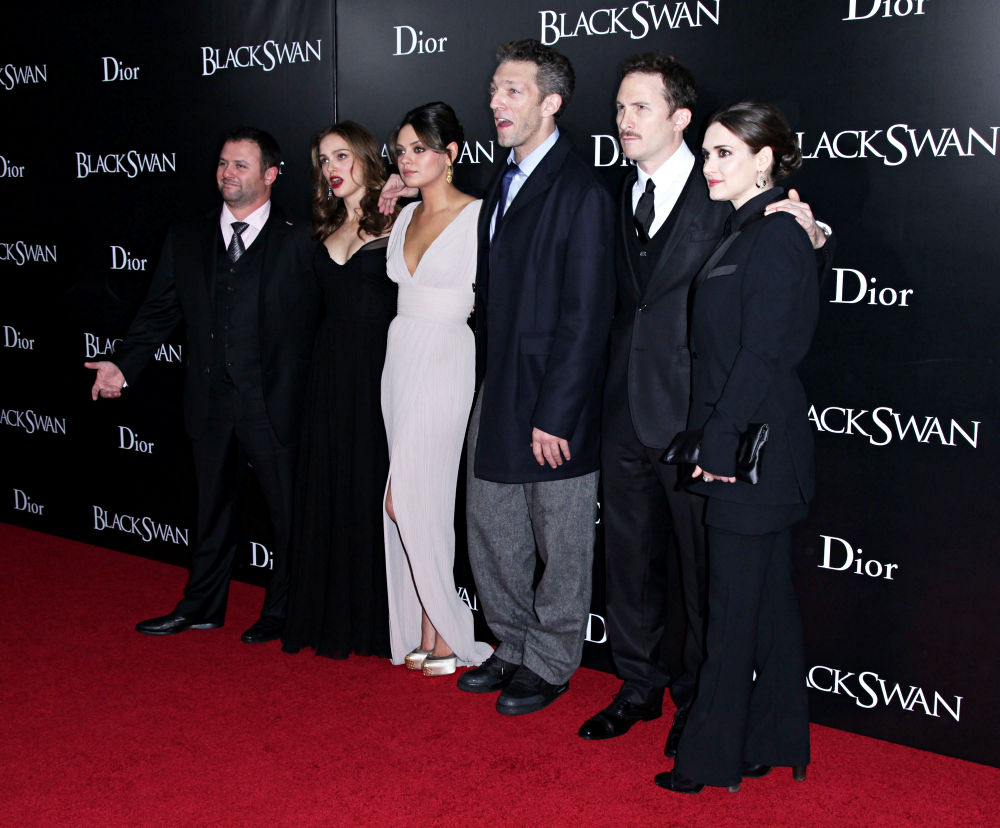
[
  {"x1": 626, "y1": 170, "x2": 700, "y2": 293},
  {"x1": 212, "y1": 224, "x2": 267, "y2": 389}
]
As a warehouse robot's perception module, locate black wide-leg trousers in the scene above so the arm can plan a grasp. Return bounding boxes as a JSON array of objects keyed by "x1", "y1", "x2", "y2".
[{"x1": 674, "y1": 524, "x2": 810, "y2": 788}]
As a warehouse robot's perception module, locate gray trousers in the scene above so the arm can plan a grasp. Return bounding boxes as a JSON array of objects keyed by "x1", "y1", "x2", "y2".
[{"x1": 465, "y1": 393, "x2": 599, "y2": 685}]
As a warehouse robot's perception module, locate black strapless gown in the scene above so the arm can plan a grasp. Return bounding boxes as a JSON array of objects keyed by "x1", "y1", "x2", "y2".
[{"x1": 282, "y1": 239, "x2": 396, "y2": 658}]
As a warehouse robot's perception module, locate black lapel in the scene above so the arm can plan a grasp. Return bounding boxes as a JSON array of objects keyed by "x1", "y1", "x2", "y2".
[
  {"x1": 492, "y1": 132, "x2": 571, "y2": 237},
  {"x1": 643, "y1": 161, "x2": 707, "y2": 298},
  {"x1": 203, "y1": 211, "x2": 221, "y2": 300},
  {"x1": 693, "y1": 231, "x2": 742, "y2": 288},
  {"x1": 619, "y1": 167, "x2": 641, "y2": 295}
]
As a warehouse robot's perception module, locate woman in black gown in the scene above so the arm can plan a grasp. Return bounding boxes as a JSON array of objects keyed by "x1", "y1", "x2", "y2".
[{"x1": 282, "y1": 122, "x2": 399, "y2": 658}]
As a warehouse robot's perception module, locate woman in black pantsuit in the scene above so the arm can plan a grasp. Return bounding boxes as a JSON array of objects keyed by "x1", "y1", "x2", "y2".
[{"x1": 655, "y1": 102, "x2": 820, "y2": 794}]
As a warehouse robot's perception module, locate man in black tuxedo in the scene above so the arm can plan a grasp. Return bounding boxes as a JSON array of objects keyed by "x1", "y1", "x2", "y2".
[
  {"x1": 578, "y1": 55, "x2": 830, "y2": 747},
  {"x1": 456, "y1": 40, "x2": 616, "y2": 714},
  {"x1": 86, "y1": 126, "x2": 319, "y2": 643}
]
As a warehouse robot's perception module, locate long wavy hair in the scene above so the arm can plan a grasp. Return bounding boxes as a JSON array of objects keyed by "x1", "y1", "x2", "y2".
[{"x1": 310, "y1": 121, "x2": 395, "y2": 242}]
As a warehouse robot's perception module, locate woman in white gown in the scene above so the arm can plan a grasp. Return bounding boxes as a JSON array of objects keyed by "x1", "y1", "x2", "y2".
[{"x1": 382, "y1": 102, "x2": 493, "y2": 675}]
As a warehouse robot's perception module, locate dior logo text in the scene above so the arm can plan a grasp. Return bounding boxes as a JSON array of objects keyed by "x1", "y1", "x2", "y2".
[
  {"x1": 831, "y1": 268, "x2": 912, "y2": 306},
  {"x1": 457, "y1": 586, "x2": 479, "y2": 611},
  {"x1": 250, "y1": 541, "x2": 273, "y2": 569},
  {"x1": 393, "y1": 26, "x2": 447, "y2": 55},
  {"x1": 585, "y1": 612, "x2": 608, "y2": 644},
  {"x1": 0, "y1": 408, "x2": 67, "y2": 435},
  {"x1": 200, "y1": 39, "x2": 322, "y2": 76},
  {"x1": 0, "y1": 241, "x2": 56, "y2": 266},
  {"x1": 808, "y1": 406, "x2": 980, "y2": 448},
  {"x1": 13, "y1": 488, "x2": 45, "y2": 515},
  {"x1": 797, "y1": 125, "x2": 997, "y2": 166},
  {"x1": 4, "y1": 325, "x2": 34, "y2": 350},
  {"x1": 111, "y1": 246, "x2": 148, "y2": 271},
  {"x1": 819, "y1": 535, "x2": 898, "y2": 580},
  {"x1": 807, "y1": 666, "x2": 960, "y2": 721},
  {"x1": 844, "y1": 0, "x2": 927, "y2": 20},
  {"x1": 93, "y1": 505, "x2": 188, "y2": 546},
  {"x1": 84, "y1": 333, "x2": 121, "y2": 359},
  {"x1": 539, "y1": 1, "x2": 719, "y2": 46},
  {"x1": 592, "y1": 135, "x2": 634, "y2": 167},
  {"x1": 0, "y1": 155, "x2": 26, "y2": 178},
  {"x1": 101, "y1": 57, "x2": 140, "y2": 82},
  {"x1": 118, "y1": 426, "x2": 154, "y2": 454},
  {"x1": 75, "y1": 151, "x2": 176, "y2": 179},
  {"x1": 1, "y1": 63, "x2": 47, "y2": 91}
]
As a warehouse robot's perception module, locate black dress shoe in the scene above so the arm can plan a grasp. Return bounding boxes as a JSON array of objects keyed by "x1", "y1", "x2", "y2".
[
  {"x1": 135, "y1": 613, "x2": 221, "y2": 636},
  {"x1": 663, "y1": 703, "x2": 691, "y2": 758},
  {"x1": 742, "y1": 763, "x2": 807, "y2": 781},
  {"x1": 496, "y1": 666, "x2": 568, "y2": 715},
  {"x1": 653, "y1": 770, "x2": 705, "y2": 794},
  {"x1": 457, "y1": 654, "x2": 518, "y2": 693},
  {"x1": 578, "y1": 695, "x2": 662, "y2": 740},
  {"x1": 241, "y1": 617, "x2": 283, "y2": 643}
]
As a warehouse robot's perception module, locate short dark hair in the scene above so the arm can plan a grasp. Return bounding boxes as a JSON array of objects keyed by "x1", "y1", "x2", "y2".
[
  {"x1": 391, "y1": 101, "x2": 465, "y2": 156},
  {"x1": 221, "y1": 126, "x2": 281, "y2": 172},
  {"x1": 495, "y1": 39, "x2": 574, "y2": 117},
  {"x1": 620, "y1": 53, "x2": 697, "y2": 114},
  {"x1": 708, "y1": 101, "x2": 803, "y2": 180}
]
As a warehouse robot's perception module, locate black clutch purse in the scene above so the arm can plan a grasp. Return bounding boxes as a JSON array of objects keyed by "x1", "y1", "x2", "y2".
[{"x1": 660, "y1": 423, "x2": 769, "y2": 485}]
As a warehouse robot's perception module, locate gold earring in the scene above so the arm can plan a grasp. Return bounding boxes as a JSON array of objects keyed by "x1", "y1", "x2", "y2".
[{"x1": 446, "y1": 161, "x2": 454, "y2": 184}]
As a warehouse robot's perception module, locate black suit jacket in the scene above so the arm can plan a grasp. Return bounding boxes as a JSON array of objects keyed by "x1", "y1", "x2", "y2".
[
  {"x1": 473, "y1": 132, "x2": 616, "y2": 483},
  {"x1": 687, "y1": 187, "x2": 819, "y2": 507},
  {"x1": 112, "y1": 204, "x2": 320, "y2": 446},
  {"x1": 604, "y1": 160, "x2": 731, "y2": 450}
]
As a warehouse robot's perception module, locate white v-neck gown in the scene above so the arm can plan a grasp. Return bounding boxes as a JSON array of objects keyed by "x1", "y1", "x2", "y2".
[{"x1": 381, "y1": 200, "x2": 492, "y2": 666}]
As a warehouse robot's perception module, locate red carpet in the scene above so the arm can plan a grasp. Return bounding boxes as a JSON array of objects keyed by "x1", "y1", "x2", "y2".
[{"x1": 2, "y1": 522, "x2": 997, "y2": 826}]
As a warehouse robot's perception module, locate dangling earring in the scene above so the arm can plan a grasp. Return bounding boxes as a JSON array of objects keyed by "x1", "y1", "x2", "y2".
[
  {"x1": 756, "y1": 170, "x2": 767, "y2": 189},
  {"x1": 326, "y1": 182, "x2": 334, "y2": 199},
  {"x1": 446, "y1": 161, "x2": 454, "y2": 185}
]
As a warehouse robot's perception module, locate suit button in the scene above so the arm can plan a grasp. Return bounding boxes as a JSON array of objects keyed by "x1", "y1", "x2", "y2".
[
  {"x1": 692, "y1": 351, "x2": 699, "y2": 360},
  {"x1": 209, "y1": 332, "x2": 215, "y2": 340},
  {"x1": 204, "y1": 367, "x2": 211, "y2": 374}
]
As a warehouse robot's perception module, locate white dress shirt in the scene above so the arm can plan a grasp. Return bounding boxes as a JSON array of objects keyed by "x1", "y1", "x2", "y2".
[
  {"x1": 220, "y1": 200, "x2": 271, "y2": 251},
  {"x1": 631, "y1": 142, "x2": 695, "y2": 238}
]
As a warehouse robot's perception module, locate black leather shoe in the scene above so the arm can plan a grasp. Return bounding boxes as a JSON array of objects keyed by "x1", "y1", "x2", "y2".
[
  {"x1": 663, "y1": 703, "x2": 691, "y2": 758},
  {"x1": 578, "y1": 695, "x2": 662, "y2": 740},
  {"x1": 136, "y1": 613, "x2": 221, "y2": 636},
  {"x1": 241, "y1": 617, "x2": 283, "y2": 643},
  {"x1": 653, "y1": 770, "x2": 705, "y2": 794},
  {"x1": 457, "y1": 654, "x2": 518, "y2": 693},
  {"x1": 496, "y1": 666, "x2": 568, "y2": 715},
  {"x1": 742, "y1": 763, "x2": 807, "y2": 781}
]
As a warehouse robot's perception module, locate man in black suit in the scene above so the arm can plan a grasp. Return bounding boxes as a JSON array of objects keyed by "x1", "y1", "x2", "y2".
[
  {"x1": 456, "y1": 40, "x2": 616, "y2": 714},
  {"x1": 578, "y1": 55, "x2": 830, "y2": 747},
  {"x1": 86, "y1": 126, "x2": 319, "y2": 644}
]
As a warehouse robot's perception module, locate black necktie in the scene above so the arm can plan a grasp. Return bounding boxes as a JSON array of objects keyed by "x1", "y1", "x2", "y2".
[
  {"x1": 634, "y1": 178, "x2": 655, "y2": 243},
  {"x1": 495, "y1": 162, "x2": 521, "y2": 227},
  {"x1": 228, "y1": 221, "x2": 249, "y2": 262}
]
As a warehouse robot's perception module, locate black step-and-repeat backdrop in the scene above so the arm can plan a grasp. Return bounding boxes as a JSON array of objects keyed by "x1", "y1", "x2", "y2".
[{"x1": 3, "y1": 1, "x2": 997, "y2": 767}]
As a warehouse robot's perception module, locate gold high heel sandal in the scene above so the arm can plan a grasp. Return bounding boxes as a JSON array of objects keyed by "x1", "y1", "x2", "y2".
[
  {"x1": 405, "y1": 648, "x2": 432, "y2": 671},
  {"x1": 422, "y1": 653, "x2": 458, "y2": 676}
]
